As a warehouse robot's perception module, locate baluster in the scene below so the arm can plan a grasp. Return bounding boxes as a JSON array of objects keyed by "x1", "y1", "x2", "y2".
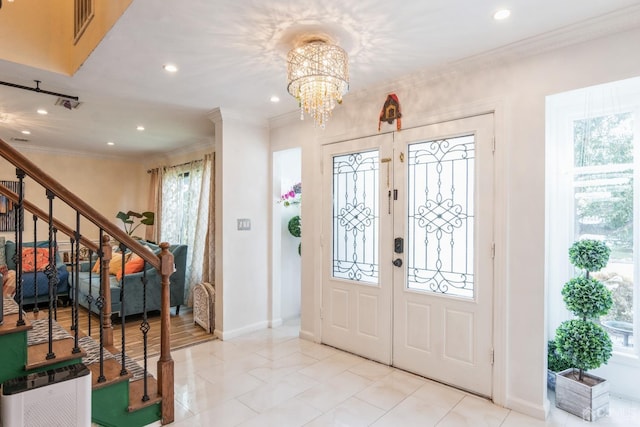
[
  {"x1": 32, "y1": 214, "x2": 39, "y2": 313},
  {"x1": 15, "y1": 168, "x2": 25, "y2": 327},
  {"x1": 140, "y1": 264, "x2": 150, "y2": 401},
  {"x1": 72, "y1": 212, "x2": 81, "y2": 354},
  {"x1": 45, "y1": 190, "x2": 56, "y2": 360},
  {"x1": 119, "y1": 243, "x2": 128, "y2": 376},
  {"x1": 69, "y1": 237, "x2": 75, "y2": 331},
  {"x1": 96, "y1": 229, "x2": 106, "y2": 383},
  {"x1": 52, "y1": 227, "x2": 59, "y2": 321},
  {"x1": 87, "y1": 249, "x2": 93, "y2": 336}
]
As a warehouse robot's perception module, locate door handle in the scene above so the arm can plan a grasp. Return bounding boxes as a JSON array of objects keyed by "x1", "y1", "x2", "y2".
[{"x1": 393, "y1": 258, "x2": 403, "y2": 267}]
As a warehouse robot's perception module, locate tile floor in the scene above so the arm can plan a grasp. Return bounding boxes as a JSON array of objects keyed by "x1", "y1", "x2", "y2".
[{"x1": 146, "y1": 321, "x2": 640, "y2": 427}]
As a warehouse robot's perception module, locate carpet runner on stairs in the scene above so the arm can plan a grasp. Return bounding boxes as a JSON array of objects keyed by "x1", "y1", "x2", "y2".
[
  {"x1": 3, "y1": 297, "x2": 19, "y2": 316},
  {"x1": 19, "y1": 306, "x2": 149, "y2": 382}
]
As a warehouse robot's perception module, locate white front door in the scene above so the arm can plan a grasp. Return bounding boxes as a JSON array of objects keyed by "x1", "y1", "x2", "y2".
[
  {"x1": 321, "y1": 114, "x2": 494, "y2": 396},
  {"x1": 321, "y1": 133, "x2": 394, "y2": 364},
  {"x1": 392, "y1": 114, "x2": 495, "y2": 397}
]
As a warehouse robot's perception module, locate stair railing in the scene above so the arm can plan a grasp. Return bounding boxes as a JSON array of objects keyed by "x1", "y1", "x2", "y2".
[{"x1": 0, "y1": 137, "x2": 175, "y2": 424}]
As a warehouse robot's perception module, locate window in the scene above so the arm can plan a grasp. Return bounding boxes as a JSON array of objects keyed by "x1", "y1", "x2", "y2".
[{"x1": 547, "y1": 76, "x2": 640, "y2": 359}]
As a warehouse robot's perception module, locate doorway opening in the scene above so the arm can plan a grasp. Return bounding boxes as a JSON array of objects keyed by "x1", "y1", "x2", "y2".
[{"x1": 271, "y1": 147, "x2": 302, "y2": 328}]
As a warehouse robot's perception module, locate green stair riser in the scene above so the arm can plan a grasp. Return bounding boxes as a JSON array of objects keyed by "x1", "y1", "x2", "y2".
[
  {"x1": 0, "y1": 331, "x2": 28, "y2": 384},
  {"x1": 92, "y1": 380, "x2": 161, "y2": 427}
]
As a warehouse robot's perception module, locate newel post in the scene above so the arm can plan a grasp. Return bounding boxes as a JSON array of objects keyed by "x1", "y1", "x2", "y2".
[
  {"x1": 157, "y1": 242, "x2": 174, "y2": 424},
  {"x1": 101, "y1": 235, "x2": 114, "y2": 347}
]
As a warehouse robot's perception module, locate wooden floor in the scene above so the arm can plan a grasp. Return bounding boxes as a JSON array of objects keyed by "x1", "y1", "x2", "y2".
[{"x1": 24, "y1": 304, "x2": 216, "y2": 361}]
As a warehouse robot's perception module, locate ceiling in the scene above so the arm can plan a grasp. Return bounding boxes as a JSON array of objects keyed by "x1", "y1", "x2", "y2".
[{"x1": 0, "y1": 0, "x2": 639, "y2": 158}]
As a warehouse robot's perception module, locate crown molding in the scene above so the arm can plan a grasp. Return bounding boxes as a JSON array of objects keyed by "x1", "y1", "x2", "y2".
[
  {"x1": 371, "y1": 4, "x2": 640, "y2": 98},
  {"x1": 9, "y1": 142, "x2": 138, "y2": 161},
  {"x1": 208, "y1": 107, "x2": 269, "y2": 128}
]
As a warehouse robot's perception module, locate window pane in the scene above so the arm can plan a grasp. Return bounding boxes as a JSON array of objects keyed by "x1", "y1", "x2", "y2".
[
  {"x1": 406, "y1": 135, "x2": 475, "y2": 299},
  {"x1": 573, "y1": 112, "x2": 634, "y2": 349},
  {"x1": 332, "y1": 150, "x2": 379, "y2": 284}
]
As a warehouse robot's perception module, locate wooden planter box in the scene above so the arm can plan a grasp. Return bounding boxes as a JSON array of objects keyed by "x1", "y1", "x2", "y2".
[{"x1": 555, "y1": 368, "x2": 609, "y2": 421}]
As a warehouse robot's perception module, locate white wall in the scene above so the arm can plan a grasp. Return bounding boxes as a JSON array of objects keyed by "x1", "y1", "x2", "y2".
[
  {"x1": 269, "y1": 25, "x2": 640, "y2": 419},
  {"x1": 211, "y1": 109, "x2": 271, "y2": 339}
]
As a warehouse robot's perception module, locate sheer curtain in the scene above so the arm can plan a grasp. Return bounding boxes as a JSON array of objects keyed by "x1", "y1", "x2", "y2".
[
  {"x1": 146, "y1": 167, "x2": 162, "y2": 243},
  {"x1": 159, "y1": 156, "x2": 213, "y2": 305}
]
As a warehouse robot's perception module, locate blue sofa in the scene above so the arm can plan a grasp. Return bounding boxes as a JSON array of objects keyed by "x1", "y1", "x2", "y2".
[
  {"x1": 75, "y1": 241, "x2": 187, "y2": 318},
  {"x1": 3, "y1": 240, "x2": 69, "y2": 305}
]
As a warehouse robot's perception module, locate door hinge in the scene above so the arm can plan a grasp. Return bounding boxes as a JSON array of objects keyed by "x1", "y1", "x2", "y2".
[
  {"x1": 490, "y1": 348, "x2": 495, "y2": 365},
  {"x1": 492, "y1": 137, "x2": 496, "y2": 153},
  {"x1": 491, "y1": 242, "x2": 495, "y2": 259},
  {"x1": 320, "y1": 307, "x2": 323, "y2": 319}
]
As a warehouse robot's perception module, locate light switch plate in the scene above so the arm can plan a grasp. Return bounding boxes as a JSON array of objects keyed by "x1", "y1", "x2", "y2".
[{"x1": 237, "y1": 218, "x2": 251, "y2": 231}]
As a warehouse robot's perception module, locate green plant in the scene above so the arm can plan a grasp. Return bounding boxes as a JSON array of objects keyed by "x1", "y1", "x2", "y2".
[
  {"x1": 554, "y1": 239, "x2": 613, "y2": 382},
  {"x1": 568, "y1": 239, "x2": 611, "y2": 272},
  {"x1": 547, "y1": 340, "x2": 572, "y2": 373},
  {"x1": 116, "y1": 211, "x2": 155, "y2": 238}
]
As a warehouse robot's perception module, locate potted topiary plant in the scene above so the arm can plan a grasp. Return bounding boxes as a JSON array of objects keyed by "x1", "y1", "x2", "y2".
[{"x1": 554, "y1": 239, "x2": 613, "y2": 421}]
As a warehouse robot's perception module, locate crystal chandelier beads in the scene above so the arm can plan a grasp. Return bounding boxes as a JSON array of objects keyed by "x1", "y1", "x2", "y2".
[{"x1": 287, "y1": 39, "x2": 349, "y2": 129}]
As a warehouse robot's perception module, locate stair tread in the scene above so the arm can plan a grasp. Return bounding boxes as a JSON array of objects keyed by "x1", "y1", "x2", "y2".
[
  {"x1": 128, "y1": 376, "x2": 162, "y2": 412},
  {"x1": 0, "y1": 313, "x2": 32, "y2": 336},
  {"x1": 87, "y1": 357, "x2": 133, "y2": 390},
  {"x1": 26, "y1": 337, "x2": 87, "y2": 370}
]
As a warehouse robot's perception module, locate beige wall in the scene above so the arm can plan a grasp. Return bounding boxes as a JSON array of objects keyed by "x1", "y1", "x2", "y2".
[
  {"x1": 0, "y1": 0, "x2": 132, "y2": 75},
  {"x1": 0, "y1": 147, "x2": 148, "y2": 245}
]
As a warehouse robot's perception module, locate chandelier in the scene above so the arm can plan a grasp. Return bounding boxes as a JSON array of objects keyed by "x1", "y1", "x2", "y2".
[{"x1": 287, "y1": 39, "x2": 349, "y2": 128}]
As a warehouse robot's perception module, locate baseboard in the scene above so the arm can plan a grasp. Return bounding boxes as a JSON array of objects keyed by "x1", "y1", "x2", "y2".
[
  {"x1": 217, "y1": 320, "x2": 269, "y2": 340},
  {"x1": 299, "y1": 329, "x2": 316, "y2": 342},
  {"x1": 269, "y1": 318, "x2": 283, "y2": 328},
  {"x1": 505, "y1": 395, "x2": 549, "y2": 420}
]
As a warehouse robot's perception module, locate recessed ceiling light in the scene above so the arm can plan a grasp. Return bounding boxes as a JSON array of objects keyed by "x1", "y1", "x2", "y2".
[
  {"x1": 493, "y1": 9, "x2": 511, "y2": 20},
  {"x1": 137, "y1": 125, "x2": 145, "y2": 131},
  {"x1": 270, "y1": 96, "x2": 280, "y2": 103},
  {"x1": 21, "y1": 130, "x2": 31, "y2": 135},
  {"x1": 107, "y1": 141, "x2": 115, "y2": 146},
  {"x1": 163, "y1": 64, "x2": 178, "y2": 73},
  {"x1": 37, "y1": 109, "x2": 48, "y2": 115}
]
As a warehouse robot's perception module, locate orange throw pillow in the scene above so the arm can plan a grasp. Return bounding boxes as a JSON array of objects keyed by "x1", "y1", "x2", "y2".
[
  {"x1": 108, "y1": 252, "x2": 131, "y2": 276},
  {"x1": 116, "y1": 253, "x2": 146, "y2": 281},
  {"x1": 91, "y1": 258, "x2": 101, "y2": 273},
  {"x1": 22, "y1": 247, "x2": 50, "y2": 272}
]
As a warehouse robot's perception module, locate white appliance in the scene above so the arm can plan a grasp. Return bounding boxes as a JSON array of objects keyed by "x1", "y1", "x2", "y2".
[{"x1": 1, "y1": 363, "x2": 91, "y2": 427}]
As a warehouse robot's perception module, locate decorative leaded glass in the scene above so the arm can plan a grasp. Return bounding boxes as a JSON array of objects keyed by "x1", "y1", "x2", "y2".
[
  {"x1": 407, "y1": 135, "x2": 475, "y2": 298},
  {"x1": 332, "y1": 150, "x2": 379, "y2": 284}
]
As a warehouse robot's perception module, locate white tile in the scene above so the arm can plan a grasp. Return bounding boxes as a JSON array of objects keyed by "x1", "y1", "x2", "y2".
[
  {"x1": 172, "y1": 399, "x2": 257, "y2": 427},
  {"x1": 198, "y1": 352, "x2": 270, "y2": 383},
  {"x1": 152, "y1": 323, "x2": 640, "y2": 427},
  {"x1": 437, "y1": 395, "x2": 509, "y2": 427},
  {"x1": 238, "y1": 397, "x2": 322, "y2": 427},
  {"x1": 501, "y1": 410, "x2": 560, "y2": 427},
  {"x1": 355, "y1": 370, "x2": 426, "y2": 411},
  {"x1": 304, "y1": 397, "x2": 386, "y2": 427},
  {"x1": 298, "y1": 351, "x2": 364, "y2": 382},
  {"x1": 175, "y1": 372, "x2": 265, "y2": 413},
  {"x1": 248, "y1": 351, "x2": 319, "y2": 382},
  {"x1": 348, "y1": 359, "x2": 394, "y2": 382},
  {"x1": 297, "y1": 370, "x2": 373, "y2": 412},
  {"x1": 237, "y1": 371, "x2": 319, "y2": 413}
]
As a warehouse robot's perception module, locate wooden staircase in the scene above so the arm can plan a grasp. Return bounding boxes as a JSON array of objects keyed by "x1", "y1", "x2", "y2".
[{"x1": 0, "y1": 137, "x2": 175, "y2": 426}]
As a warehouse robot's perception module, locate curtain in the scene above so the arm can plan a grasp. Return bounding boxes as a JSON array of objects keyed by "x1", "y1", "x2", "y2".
[
  {"x1": 160, "y1": 156, "x2": 212, "y2": 305},
  {"x1": 187, "y1": 153, "x2": 214, "y2": 304},
  {"x1": 201, "y1": 153, "x2": 215, "y2": 285},
  {"x1": 146, "y1": 167, "x2": 162, "y2": 243}
]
